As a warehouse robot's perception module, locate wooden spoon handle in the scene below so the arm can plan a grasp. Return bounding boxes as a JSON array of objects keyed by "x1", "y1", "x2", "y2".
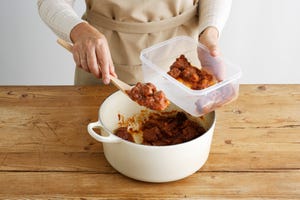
[
  {"x1": 57, "y1": 38, "x2": 72, "y2": 52},
  {"x1": 56, "y1": 38, "x2": 131, "y2": 92}
]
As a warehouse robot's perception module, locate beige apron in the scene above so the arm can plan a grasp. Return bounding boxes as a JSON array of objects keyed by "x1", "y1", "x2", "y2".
[{"x1": 75, "y1": 0, "x2": 201, "y2": 85}]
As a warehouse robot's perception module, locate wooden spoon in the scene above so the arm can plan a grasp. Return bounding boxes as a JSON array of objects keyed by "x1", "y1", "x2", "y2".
[
  {"x1": 57, "y1": 38, "x2": 169, "y2": 111},
  {"x1": 56, "y1": 38, "x2": 132, "y2": 92}
]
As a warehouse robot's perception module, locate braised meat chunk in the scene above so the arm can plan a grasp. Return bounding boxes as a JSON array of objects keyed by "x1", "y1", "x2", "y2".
[
  {"x1": 126, "y1": 82, "x2": 170, "y2": 111},
  {"x1": 168, "y1": 55, "x2": 217, "y2": 90},
  {"x1": 114, "y1": 127, "x2": 134, "y2": 142}
]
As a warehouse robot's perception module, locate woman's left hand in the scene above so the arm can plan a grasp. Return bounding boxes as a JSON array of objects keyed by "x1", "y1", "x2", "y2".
[
  {"x1": 198, "y1": 26, "x2": 219, "y2": 57},
  {"x1": 198, "y1": 26, "x2": 225, "y2": 81}
]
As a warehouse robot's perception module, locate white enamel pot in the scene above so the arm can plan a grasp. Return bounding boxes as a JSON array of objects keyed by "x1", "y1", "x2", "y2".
[{"x1": 87, "y1": 91, "x2": 216, "y2": 183}]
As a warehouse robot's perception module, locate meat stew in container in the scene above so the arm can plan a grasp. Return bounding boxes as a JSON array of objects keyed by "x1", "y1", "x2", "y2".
[{"x1": 140, "y1": 36, "x2": 242, "y2": 117}]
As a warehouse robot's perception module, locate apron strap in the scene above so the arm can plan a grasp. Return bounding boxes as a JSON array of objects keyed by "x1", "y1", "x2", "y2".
[{"x1": 86, "y1": 5, "x2": 198, "y2": 34}]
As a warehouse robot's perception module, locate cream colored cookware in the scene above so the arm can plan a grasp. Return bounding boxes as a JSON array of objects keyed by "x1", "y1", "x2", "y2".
[{"x1": 87, "y1": 90, "x2": 216, "y2": 182}]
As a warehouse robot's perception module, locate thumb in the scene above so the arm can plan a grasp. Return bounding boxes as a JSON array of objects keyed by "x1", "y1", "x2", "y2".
[
  {"x1": 207, "y1": 44, "x2": 219, "y2": 57},
  {"x1": 199, "y1": 27, "x2": 220, "y2": 57}
]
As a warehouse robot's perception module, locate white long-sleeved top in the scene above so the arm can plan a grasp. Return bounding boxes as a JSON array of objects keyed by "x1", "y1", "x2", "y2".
[{"x1": 37, "y1": 0, "x2": 232, "y2": 43}]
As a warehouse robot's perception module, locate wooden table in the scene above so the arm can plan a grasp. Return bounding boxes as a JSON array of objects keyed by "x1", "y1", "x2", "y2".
[{"x1": 0, "y1": 85, "x2": 299, "y2": 199}]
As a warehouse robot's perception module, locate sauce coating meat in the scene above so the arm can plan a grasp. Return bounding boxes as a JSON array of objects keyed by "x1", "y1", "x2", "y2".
[
  {"x1": 168, "y1": 55, "x2": 217, "y2": 90},
  {"x1": 126, "y1": 82, "x2": 170, "y2": 111},
  {"x1": 114, "y1": 111, "x2": 206, "y2": 146},
  {"x1": 114, "y1": 127, "x2": 134, "y2": 143}
]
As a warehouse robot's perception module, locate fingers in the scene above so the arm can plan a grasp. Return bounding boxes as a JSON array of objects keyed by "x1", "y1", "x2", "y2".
[
  {"x1": 199, "y1": 27, "x2": 219, "y2": 57},
  {"x1": 107, "y1": 48, "x2": 117, "y2": 78},
  {"x1": 86, "y1": 45, "x2": 100, "y2": 78},
  {"x1": 73, "y1": 50, "x2": 80, "y2": 69},
  {"x1": 199, "y1": 36, "x2": 219, "y2": 57},
  {"x1": 79, "y1": 52, "x2": 90, "y2": 73},
  {"x1": 206, "y1": 43, "x2": 219, "y2": 57},
  {"x1": 95, "y1": 39, "x2": 111, "y2": 85},
  {"x1": 72, "y1": 44, "x2": 90, "y2": 73},
  {"x1": 198, "y1": 27, "x2": 225, "y2": 80}
]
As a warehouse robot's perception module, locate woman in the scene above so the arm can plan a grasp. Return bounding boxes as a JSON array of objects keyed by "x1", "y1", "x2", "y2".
[{"x1": 38, "y1": 0, "x2": 232, "y2": 85}]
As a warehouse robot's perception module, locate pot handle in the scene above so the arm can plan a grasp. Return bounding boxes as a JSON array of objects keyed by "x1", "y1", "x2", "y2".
[{"x1": 87, "y1": 121, "x2": 122, "y2": 143}]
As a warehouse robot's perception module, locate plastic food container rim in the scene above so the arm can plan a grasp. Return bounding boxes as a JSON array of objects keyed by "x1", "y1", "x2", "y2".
[{"x1": 140, "y1": 36, "x2": 242, "y2": 95}]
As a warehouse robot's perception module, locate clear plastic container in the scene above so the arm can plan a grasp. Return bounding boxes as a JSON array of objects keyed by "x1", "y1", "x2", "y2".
[{"x1": 140, "y1": 36, "x2": 242, "y2": 117}]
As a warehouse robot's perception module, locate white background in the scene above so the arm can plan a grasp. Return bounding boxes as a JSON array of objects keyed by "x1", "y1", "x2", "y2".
[{"x1": 0, "y1": 0, "x2": 299, "y2": 85}]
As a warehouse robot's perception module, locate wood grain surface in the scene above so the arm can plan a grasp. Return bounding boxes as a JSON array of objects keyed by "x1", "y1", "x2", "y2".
[{"x1": 0, "y1": 85, "x2": 299, "y2": 199}]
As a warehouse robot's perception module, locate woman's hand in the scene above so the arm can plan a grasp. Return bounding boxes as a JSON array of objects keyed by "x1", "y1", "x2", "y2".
[
  {"x1": 70, "y1": 22, "x2": 117, "y2": 84},
  {"x1": 198, "y1": 26, "x2": 225, "y2": 81}
]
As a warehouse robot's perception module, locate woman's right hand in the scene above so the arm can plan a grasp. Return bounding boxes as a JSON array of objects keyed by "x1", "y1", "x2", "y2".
[{"x1": 70, "y1": 22, "x2": 117, "y2": 84}]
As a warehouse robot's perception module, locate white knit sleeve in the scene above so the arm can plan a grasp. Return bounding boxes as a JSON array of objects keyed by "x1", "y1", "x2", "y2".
[
  {"x1": 37, "y1": 0, "x2": 85, "y2": 42},
  {"x1": 198, "y1": 0, "x2": 232, "y2": 37}
]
